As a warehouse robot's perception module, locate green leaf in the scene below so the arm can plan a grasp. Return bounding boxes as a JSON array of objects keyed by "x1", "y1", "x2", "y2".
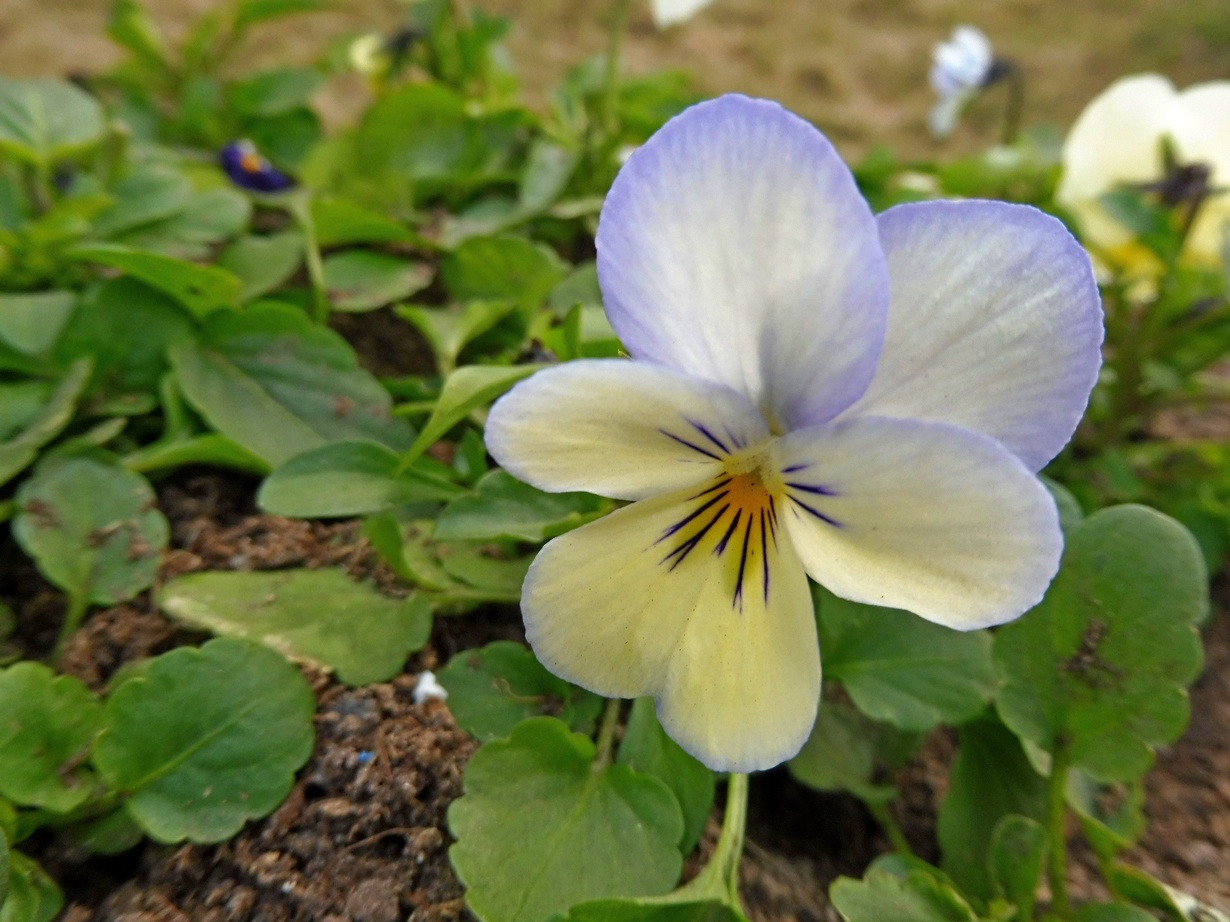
[
  {"x1": 936, "y1": 717, "x2": 1047, "y2": 899},
  {"x1": 323, "y1": 250, "x2": 434, "y2": 313},
  {"x1": 1075, "y1": 904, "x2": 1159, "y2": 922},
  {"x1": 397, "y1": 300, "x2": 517, "y2": 372},
  {"x1": 0, "y1": 291, "x2": 76, "y2": 357},
  {"x1": 0, "y1": 851, "x2": 63, "y2": 922},
  {"x1": 401, "y1": 362, "x2": 544, "y2": 465},
  {"x1": 66, "y1": 244, "x2": 241, "y2": 318},
  {"x1": 64, "y1": 807, "x2": 145, "y2": 856},
  {"x1": 449, "y1": 717, "x2": 684, "y2": 922},
  {"x1": 216, "y1": 232, "x2": 304, "y2": 303},
  {"x1": 157, "y1": 569, "x2": 432, "y2": 685},
  {"x1": 13, "y1": 456, "x2": 169, "y2": 605},
  {"x1": 441, "y1": 235, "x2": 567, "y2": 310},
  {"x1": 54, "y1": 278, "x2": 195, "y2": 401},
  {"x1": 0, "y1": 77, "x2": 104, "y2": 166},
  {"x1": 994, "y1": 505, "x2": 1207, "y2": 781},
  {"x1": 435, "y1": 469, "x2": 602, "y2": 543},
  {"x1": 986, "y1": 815, "x2": 1045, "y2": 918},
  {"x1": 437, "y1": 641, "x2": 602, "y2": 741},
  {"x1": 788, "y1": 699, "x2": 897, "y2": 803},
  {"x1": 310, "y1": 197, "x2": 417, "y2": 248},
  {"x1": 617, "y1": 698, "x2": 714, "y2": 854},
  {"x1": 0, "y1": 662, "x2": 102, "y2": 812},
  {"x1": 92, "y1": 637, "x2": 315, "y2": 844},
  {"x1": 816, "y1": 588, "x2": 996, "y2": 730},
  {"x1": 560, "y1": 900, "x2": 744, "y2": 922},
  {"x1": 106, "y1": 0, "x2": 169, "y2": 73},
  {"x1": 1106, "y1": 864, "x2": 1230, "y2": 922},
  {"x1": 0, "y1": 826, "x2": 8, "y2": 909},
  {"x1": 91, "y1": 165, "x2": 192, "y2": 239},
  {"x1": 234, "y1": 0, "x2": 328, "y2": 30},
  {"x1": 518, "y1": 139, "x2": 578, "y2": 213},
  {"x1": 259, "y1": 440, "x2": 462, "y2": 518},
  {"x1": 169, "y1": 303, "x2": 415, "y2": 467},
  {"x1": 830, "y1": 868, "x2": 978, "y2": 922},
  {"x1": 1066, "y1": 771, "x2": 1145, "y2": 862},
  {"x1": 112, "y1": 188, "x2": 250, "y2": 260},
  {"x1": 0, "y1": 358, "x2": 91, "y2": 488},
  {"x1": 228, "y1": 68, "x2": 323, "y2": 118}
]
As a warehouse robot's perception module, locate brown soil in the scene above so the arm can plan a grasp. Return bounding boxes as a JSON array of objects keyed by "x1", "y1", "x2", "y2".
[{"x1": 10, "y1": 467, "x2": 1221, "y2": 921}]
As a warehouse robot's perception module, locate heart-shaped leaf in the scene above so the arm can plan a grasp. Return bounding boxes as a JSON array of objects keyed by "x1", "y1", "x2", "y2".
[
  {"x1": 434, "y1": 469, "x2": 602, "y2": 543},
  {"x1": 0, "y1": 77, "x2": 103, "y2": 165}
]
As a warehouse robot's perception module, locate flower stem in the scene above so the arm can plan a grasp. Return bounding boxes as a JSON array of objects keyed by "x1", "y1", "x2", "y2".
[
  {"x1": 670, "y1": 773, "x2": 749, "y2": 909},
  {"x1": 1000, "y1": 62, "x2": 1024, "y2": 146},
  {"x1": 1044, "y1": 743, "x2": 1073, "y2": 919},
  {"x1": 867, "y1": 799, "x2": 914, "y2": 856},
  {"x1": 601, "y1": 0, "x2": 633, "y2": 136},
  {"x1": 593, "y1": 697, "x2": 622, "y2": 769},
  {"x1": 286, "y1": 191, "x2": 329, "y2": 323},
  {"x1": 52, "y1": 591, "x2": 90, "y2": 663}
]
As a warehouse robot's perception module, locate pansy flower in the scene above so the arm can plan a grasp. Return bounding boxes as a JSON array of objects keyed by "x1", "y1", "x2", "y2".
[
  {"x1": 486, "y1": 95, "x2": 1103, "y2": 772},
  {"x1": 928, "y1": 25, "x2": 995, "y2": 138},
  {"x1": 1057, "y1": 73, "x2": 1230, "y2": 268},
  {"x1": 650, "y1": 0, "x2": 716, "y2": 29},
  {"x1": 219, "y1": 139, "x2": 295, "y2": 194}
]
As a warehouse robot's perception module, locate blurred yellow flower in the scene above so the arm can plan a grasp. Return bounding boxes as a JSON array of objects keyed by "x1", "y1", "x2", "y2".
[{"x1": 1057, "y1": 74, "x2": 1230, "y2": 270}]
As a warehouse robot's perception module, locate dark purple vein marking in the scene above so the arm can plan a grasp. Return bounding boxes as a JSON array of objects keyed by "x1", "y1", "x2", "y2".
[
  {"x1": 780, "y1": 463, "x2": 811, "y2": 474},
  {"x1": 658, "y1": 428, "x2": 723, "y2": 461},
  {"x1": 688, "y1": 477, "x2": 731, "y2": 501},
  {"x1": 658, "y1": 492, "x2": 728, "y2": 541},
  {"x1": 785, "y1": 481, "x2": 837, "y2": 496},
  {"x1": 715, "y1": 509, "x2": 742, "y2": 556},
  {"x1": 723, "y1": 427, "x2": 746, "y2": 450},
  {"x1": 766, "y1": 495, "x2": 779, "y2": 544},
  {"x1": 789, "y1": 495, "x2": 841, "y2": 528},
  {"x1": 759, "y1": 509, "x2": 771, "y2": 602},
  {"x1": 732, "y1": 516, "x2": 753, "y2": 610},
  {"x1": 686, "y1": 418, "x2": 731, "y2": 454},
  {"x1": 662, "y1": 504, "x2": 729, "y2": 569}
]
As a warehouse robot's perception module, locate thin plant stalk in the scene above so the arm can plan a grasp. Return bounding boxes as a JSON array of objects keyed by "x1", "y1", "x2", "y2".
[
  {"x1": 601, "y1": 0, "x2": 633, "y2": 136},
  {"x1": 1044, "y1": 744, "x2": 1073, "y2": 919}
]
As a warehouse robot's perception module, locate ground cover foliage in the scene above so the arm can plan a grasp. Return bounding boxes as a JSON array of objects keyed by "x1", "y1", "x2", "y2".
[{"x1": 0, "y1": 1, "x2": 1228, "y2": 921}]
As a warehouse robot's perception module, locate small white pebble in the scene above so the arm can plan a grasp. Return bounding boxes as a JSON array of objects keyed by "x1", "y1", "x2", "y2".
[{"x1": 413, "y1": 670, "x2": 448, "y2": 704}]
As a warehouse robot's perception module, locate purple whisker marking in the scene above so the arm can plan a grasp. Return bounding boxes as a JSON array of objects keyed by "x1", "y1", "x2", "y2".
[
  {"x1": 662, "y1": 504, "x2": 730, "y2": 569},
  {"x1": 732, "y1": 516, "x2": 754, "y2": 610},
  {"x1": 786, "y1": 482, "x2": 837, "y2": 496},
  {"x1": 723, "y1": 427, "x2": 746, "y2": 450},
  {"x1": 780, "y1": 463, "x2": 811, "y2": 474},
  {"x1": 759, "y1": 509, "x2": 771, "y2": 602},
  {"x1": 714, "y1": 509, "x2": 742, "y2": 556},
  {"x1": 659, "y1": 428, "x2": 724, "y2": 461},
  {"x1": 658, "y1": 492, "x2": 728, "y2": 542},
  {"x1": 685, "y1": 418, "x2": 731, "y2": 454},
  {"x1": 688, "y1": 477, "x2": 731, "y2": 500},
  {"x1": 790, "y1": 495, "x2": 842, "y2": 528},
  {"x1": 766, "y1": 496, "x2": 779, "y2": 545}
]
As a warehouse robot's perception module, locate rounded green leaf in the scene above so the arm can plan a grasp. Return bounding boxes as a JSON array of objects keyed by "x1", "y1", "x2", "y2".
[
  {"x1": 0, "y1": 825, "x2": 8, "y2": 909},
  {"x1": 830, "y1": 867, "x2": 978, "y2": 922},
  {"x1": 92, "y1": 637, "x2": 315, "y2": 844},
  {"x1": 13, "y1": 457, "x2": 169, "y2": 605},
  {"x1": 0, "y1": 77, "x2": 103, "y2": 165},
  {"x1": 987, "y1": 815, "x2": 1045, "y2": 918},
  {"x1": 66, "y1": 244, "x2": 242, "y2": 319},
  {"x1": 323, "y1": 249, "x2": 433, "y2": 312},
  {"x1": 994, "y1": 505, "x2": 1207, "y2": 782},
  {"x1": 0, "y1": 851, "x2": 63, "y2": 922},
  {"x1": 562, "y1": 900, "x2": 745, "y2": 922},
  {"x1": 0, "y1": 358, "x2": 91, "y2": 488},
  {"x1": 0, "y1": 663, "x2": 101, "y2": 812},
  {"x1": 1076, "y1": 904, "x2": 1159, "y2": 922},
  {"x1": 816, "y1": 588, "x2": 996, "y2": 731},
  {"x1": 157, "y1": 568, "x2": 432, "y2": 686},
  {"x1": 787, "y1": 700, "x2": 897, "y2": 804},
  {"x1": 449, "y1": 717, "x2": 684, "y2": 922},
  {"x1": 437, "y1": 641, "x2": 602, "y2": 741},
  {"x1": 434, "y1": 470, "x2": 602, "y2": 543},
  {"x1": 216, "y1": 232, "x2": 304, "y2": 303}
]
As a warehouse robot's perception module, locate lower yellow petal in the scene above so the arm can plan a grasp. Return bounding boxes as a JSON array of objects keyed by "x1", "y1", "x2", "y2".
[{"x1": 522, "y1": 483, "x2": 820, "y2": 772}]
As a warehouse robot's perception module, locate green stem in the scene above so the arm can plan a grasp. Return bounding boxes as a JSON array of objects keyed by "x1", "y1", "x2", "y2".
[
  {"x1": 671, "y1": 773, "x2": 749, "y2": 909},
  {"x1": 868, "y1": 800, "x2": 914, "y2": 856},
  {"x1": 601, "y1": 0, "x2": 633, "y2": 136},
  {"x1": 287, "y1": 191, "x2": 329, "y2": 323},
  {"x1": 1044, "y1": 744, "x2": 1073, "y2": 919},
  {"x1": 593, "y1": 697, "x2": 622, "y2": 769},
  {"x1": 1000, "y1": 64, "x2": 1024, "y2": 146},
  {"x1": 53, "y1": 592, "x2": 90, "y2": 663}
]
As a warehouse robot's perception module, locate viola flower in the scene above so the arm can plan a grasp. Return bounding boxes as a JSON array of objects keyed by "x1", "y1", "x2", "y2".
[
  {"x1": 1057, "y1": 74, "x2": 1230, "y2": 267},
  {"x1": 486, "y1": 95, "x2": 1103, "y2": 772},
  {"x1": 219, "y1": 139, "x2": 295, "y2": 194},
  {"x1": 928, "y1": 25, "x2": 994, "y2": 137},
  {"x1": 650, "y1": 0, "x2": 716, "y2": 29}
]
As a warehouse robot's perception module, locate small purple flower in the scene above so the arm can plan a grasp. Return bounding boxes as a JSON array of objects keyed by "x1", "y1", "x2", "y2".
[
  {"x1": 219, "y1": 139, "x2": 294, "y2": 193},
  {"x1": 485, "y1": 95, "x2": 1104, "y2": 772}
]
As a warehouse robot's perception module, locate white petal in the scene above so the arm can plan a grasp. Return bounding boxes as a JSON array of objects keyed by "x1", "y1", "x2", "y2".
[
  {"x1": 839, "y1": 201, "x2": 1103, "y2": 471},
  {"x1": 485, "y1": 359, "x2": 769, "y2": 501},
  {"x1": 1057, "y1": 74, "x2": 1175, "y2": 251},
  {"x1": 650, "y1": 0, "x2": 717, "y2": 28},
  {"x1": 523, "y1": 484, "x2": 820, "y2": 772},
  {"x1": 597, "y1": 94, "x2": 889, "y2": 431},
  {"x1": 776, "y1": 416, "x2": 1062, "y2": 630},
  {"x1": 928, "y1": 90, "x2": 971, "y2": 138},
  {"x1": 1172, "y1": 81, "x2": 1230, "y2": 263}
]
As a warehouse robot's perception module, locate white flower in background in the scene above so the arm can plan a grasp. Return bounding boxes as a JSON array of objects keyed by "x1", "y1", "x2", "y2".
[
  {"x1": 413, "y1": 670, "x2": 448, "y2": 704},
  {"x1": 651, "y1": 0, "x2": 717, "y2": 29},
  {"x1": 486, "y1": 95, "x2": 1103, "y2": 772},
  {"x1": 929, "y1": 25, "x2": 995, "y2": 137},
  {"x1": 1057, "y1": 73, "x2": 1230, "y2": 266}
]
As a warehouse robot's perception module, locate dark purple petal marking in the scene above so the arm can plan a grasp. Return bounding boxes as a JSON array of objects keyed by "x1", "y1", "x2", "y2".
[
  {"x1": 785, "y1": 481, "x2": 838, "y2": 496},
  {"x1": 715, "y1": 509, "x2": 743, "y2": 556},
  {"x1": 759, "y1": 509, "x2": 771, "y2": 602},
  {"x1": 688, "y1": 477, "x2": 731, "y2": 500},
  {"x1": 661, "y1": 504, "x2": 730, "y2": 569},
  {"x1": 780, "y1": 463, "x2": 812, "y2": 474},
  {"x1": 686, "y1": 418, "x2": 732, "y2": 454},
  {"x1": 732, "y1": 516, "x2": 753, "y2": 611},
  {"x1": 658, "y1": 491, "x2": 728, "y2": 540},
  {"x1": 789, "y1": 495, "x2": 842, "y2": 528},
  {"x1": 658, "y1": 428, "x2": 724, "y2": 461}
]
